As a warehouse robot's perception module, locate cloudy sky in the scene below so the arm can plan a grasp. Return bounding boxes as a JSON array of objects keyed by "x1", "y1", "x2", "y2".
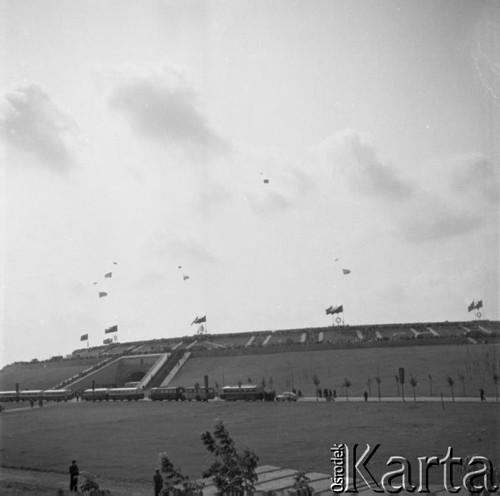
[{"x1": 1, "y1": 0, "x2": 498, "y2": 365}]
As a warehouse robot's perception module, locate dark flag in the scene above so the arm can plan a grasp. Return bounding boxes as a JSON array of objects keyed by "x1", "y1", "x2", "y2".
[
  {"x1": 475, "y1": 300, "x2": 483, "y2": 310},
  {"x1": 468, "y1": 301, "x2": 476, "y2": 312},
  {"x1": 98, "y1": 292, "x2": 108, "y2": 298},
  {"x1": 332, "y1": 305, "x2": 343, "y2": 314},
  {"x1": 105, "y1": 325, "x2": 118, "y2": 334},
  {"x1": 104, "y1": 272, "x2": 112, "y2": 278},
  {"x1": 326, "y1": 305, "x2": 343, "y2": 315},
  {"x1": 191, "y1": 315, "x2": 207, "y2": 325},
  {"x1": 80, "y1": 334, "x2": 88, "y2": 341},
  {"x1": 183, "y1": 275, "x2": 190, "y2": 280},
  {"x1": 342, "y1": 268, "x2": 351, "y2": 275},
  {"x1": 103, "y1": 338, "x2": 112, "y2": 344}
]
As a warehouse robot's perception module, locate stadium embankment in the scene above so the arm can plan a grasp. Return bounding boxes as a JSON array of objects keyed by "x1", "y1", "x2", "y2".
[{"x1": 65, "y1": 354, "x2": 162, "y2": 391}]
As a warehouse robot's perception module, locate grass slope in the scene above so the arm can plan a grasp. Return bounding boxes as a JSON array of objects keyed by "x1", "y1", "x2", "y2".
[
  {"x1": 176, "y1": 343, "x2": 500, "y2": 398},
  {"x1": 0, "y1": 359, "x2": 101, "y2": 390}
]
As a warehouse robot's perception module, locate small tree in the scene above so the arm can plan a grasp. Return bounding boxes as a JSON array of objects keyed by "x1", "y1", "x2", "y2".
[
  {"x1": 458, "y1": 373, "x2": 466, "y2": 397},
  {"x1": 343, "y1": 378, "x2": 351, "y2": 402},
  {"x1": 201, "y1": 419, "x2": 259, "y2": 495},
  {"x1": 493, "y1": 373, "x2": 499, "y2": 402},
  {"x1": 291, "y1": 471, "x2": 313, "y2": 495},
  {"x1": 158, "y1": 452, "x2": 204, "y2": 495},
  {"x1": 375, "y1": 376, "x2": 382, "y2": 401},
  {"x1": 312, "y1": 374, "x2": 320, "y2": 401},
  {"x1": 79, "y1": 472, "x2": 100, "y2": 493},
  {"x1": 447, "y1": 376, "x2": 455, "y2": 402},
  {"x1": 409, "y1": 375, "x2": 418, "y2": 402}
]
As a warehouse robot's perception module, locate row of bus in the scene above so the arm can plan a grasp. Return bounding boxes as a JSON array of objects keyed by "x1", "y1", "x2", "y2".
[
  {"x1": 0, "y1": 389, "x2": 73, "y2": 403},
  {"x1": 0, "y1": 384, "x2": 268, "y2": 403},
  {"x1": 148, "y1": 384, "x2": 267, "y2": 402}
]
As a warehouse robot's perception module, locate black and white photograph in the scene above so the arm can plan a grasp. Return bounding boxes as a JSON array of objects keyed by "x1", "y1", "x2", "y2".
[{"x1": 0, "y1": 1, "x2": 499, "y2": 494}]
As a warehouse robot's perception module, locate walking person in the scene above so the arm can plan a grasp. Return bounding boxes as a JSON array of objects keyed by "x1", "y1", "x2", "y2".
[
  {"x1": 364, "y1": 391, "x2": 368, "y2": 402},
  {"x1": 69, "y1": 460, "x2": 79, "y2": 492},
  {"x1": 480, "y1": 388, "x2": 485, "y2": 402},
  {"x1": 153, "y1": 468, "x2": 163, "y2": 496}
]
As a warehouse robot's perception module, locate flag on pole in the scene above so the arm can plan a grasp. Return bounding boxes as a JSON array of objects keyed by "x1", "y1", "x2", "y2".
[
  {"x1": 191, "y1": 315, "x2": 206, "y2": 325},
  {"x1": 80, "y1": 334, "x2": 88, "y2": 341},
  {"x1": 105, "y1": 325, "x2": 118, "y2": 334},
  {"x1": 104, "y1": 272, "x2": 112, "y2": 278},
  {"x1": 332, "y1": 304, "x2": 343, "y2": 314},
  {"x1": 342, "y1": 268, "x2": 351, "y2": 275},
  {"x1": 98, "y1": 292, "x2": 108, "y2": 298},
  {"x1": 326, "y1": 305, "x2": 343, "y2": 315}
]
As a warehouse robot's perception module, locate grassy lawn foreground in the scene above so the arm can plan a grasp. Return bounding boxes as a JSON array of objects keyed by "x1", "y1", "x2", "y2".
[{"x1": 1, "y1": 400, "x2": 498, "y2": 486}]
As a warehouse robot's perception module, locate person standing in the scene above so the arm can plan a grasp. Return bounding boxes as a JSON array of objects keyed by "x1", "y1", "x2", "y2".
[
  {"x1": 153, "y1": 468, "x2": 163, "y2": 496},
  {"x1": 69, "y1": 460, "x2": 79, "y2": 492},
  {"x1": 480, "y1": 388, "x2": 485, "y2": 402}
]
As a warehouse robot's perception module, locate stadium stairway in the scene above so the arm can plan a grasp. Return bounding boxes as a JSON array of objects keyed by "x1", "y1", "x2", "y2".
[
  {"x1": 137, "y1": 353, "x2": 170, "y2": 389},
  {"x1": 155, "y1": 351, "x2": 191, "y2": 387},
  {"x1": 143, "y1": 350, "x2": 185, "y2": 389}
]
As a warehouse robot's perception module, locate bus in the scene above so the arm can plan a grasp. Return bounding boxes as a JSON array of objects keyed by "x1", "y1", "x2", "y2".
[
  {"x1": 82, "y1": 388, "x2": 109, "y2": 402},
  {"x1": 149, "y1": 386, "x2": 185, "y2": 401},
  {"x1": 184, "y1": 387, "x2": 215, "y2": 401},
  {"x1": 19, "y1": 390, "x2": 43, "y2": 402},
  {"x1": 219, "y1": 385, "x2": 263, "y2": 401},
  {"x1": 107, "y1": 387, "x2": 144, "y2": 401},
  {"x1": 0, "y1": 391, "x2": 20, "y2": 402},
  {"x1": 42, "y1": 389, "x2": 72, "y2": 402}
]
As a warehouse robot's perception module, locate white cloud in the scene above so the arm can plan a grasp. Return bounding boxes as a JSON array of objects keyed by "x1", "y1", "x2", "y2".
[
  {"x1": 0, "y1": 83, "x2": 79, "y2": 172},
  {"x1": 149, "y1": 232, "x2": 218, "y2": 265},
  {"x1": 446, "y1": 153, "x2": 498, "y2": 205},
  {"x1": 99, "y1": 65, "x2": 228, "y2": 157},
  {"x1": 397, "y1": 199, "x2": 483, "y2": 243},
  {"x1": 318, "y1": 129, "x2": 414, "y2": 201}
]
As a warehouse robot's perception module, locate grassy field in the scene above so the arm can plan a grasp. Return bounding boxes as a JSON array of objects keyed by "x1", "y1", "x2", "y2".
[
  {"x1": 177, "y1": 343, "x2": 500, "y2": 398},
  {"x1": 0, "y1": 400, "x2": 498, "y2": 487}
]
